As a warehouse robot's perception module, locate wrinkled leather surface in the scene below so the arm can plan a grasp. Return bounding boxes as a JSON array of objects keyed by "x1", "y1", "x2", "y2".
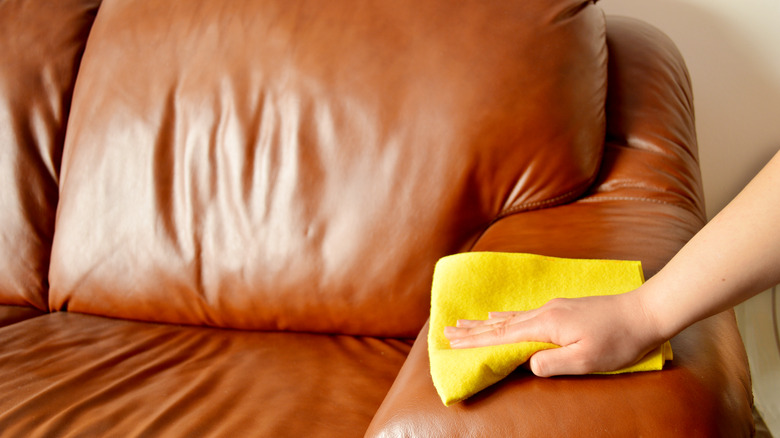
[
  {"x1": 365, "y1": 17, "x2": 753, "y2": 437},
  {"x1": 0, "y1": 0, "x2": 100, "y2": 309},
  {"x1": 0, "y1": 312, "x2": 412, "y2": 437},
  {"x1": 49, "y1": 0, "x2": 607, "y2": 337}
]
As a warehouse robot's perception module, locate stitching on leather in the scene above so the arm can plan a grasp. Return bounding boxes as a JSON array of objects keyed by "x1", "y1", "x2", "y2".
[
  {"x1": 469, "y1": 179, "x2": 597, "y2": 251},
  {"x1": 500, "y1": 188, "x2": 585, "y2": 217},
  {"x1": 576, "y1": 196, "x2": 679, "y2": 206},
  {"x1": 498, "y1": 165, "x2": 603, "y2": 218}
]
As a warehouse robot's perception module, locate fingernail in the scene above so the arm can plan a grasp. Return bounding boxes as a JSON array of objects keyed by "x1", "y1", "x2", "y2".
[{"x1": 449, "y1": 339, "x2": 460, "y2": 347}]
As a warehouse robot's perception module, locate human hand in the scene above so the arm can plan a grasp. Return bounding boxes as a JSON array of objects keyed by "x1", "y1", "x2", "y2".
[{"x1": 443, "y1": 291, "x2": 666, "y2": 377}]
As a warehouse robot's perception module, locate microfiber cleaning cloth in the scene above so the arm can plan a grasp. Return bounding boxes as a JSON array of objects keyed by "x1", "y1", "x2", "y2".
[{"x1": 428, "y1": 252, "x2": 673, "y2": 406}]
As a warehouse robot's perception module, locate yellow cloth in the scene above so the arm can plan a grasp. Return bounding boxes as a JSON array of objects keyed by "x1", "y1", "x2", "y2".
[{"x1": 428, "y1": 252, "x2": 673, "y2": 406}]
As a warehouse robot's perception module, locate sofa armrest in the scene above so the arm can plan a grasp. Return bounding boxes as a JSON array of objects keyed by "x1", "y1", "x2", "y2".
[
  {"x1": 366, "y1": 313, "x2": 753, "y2": 437},
  {"x1": 369, "y1": 202, "x2": 752, "y2": 437}
]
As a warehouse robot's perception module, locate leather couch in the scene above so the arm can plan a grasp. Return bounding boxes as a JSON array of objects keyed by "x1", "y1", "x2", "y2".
[{"x1": 0, "y1": 0, "x2": 755, "y2": 436}]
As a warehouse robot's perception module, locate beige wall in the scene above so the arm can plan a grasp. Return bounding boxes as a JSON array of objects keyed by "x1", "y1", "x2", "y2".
[
  {"x1": 600, "y1": 0, "x2": 780, "y2": 218},
  {"x1": 599, "y1": 1, "x2": 780, "y2": 434}
]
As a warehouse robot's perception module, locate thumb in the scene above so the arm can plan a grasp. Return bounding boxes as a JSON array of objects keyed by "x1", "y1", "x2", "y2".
[{"x1": 528, "y1": 345, "x2": 593, "y2": 377}]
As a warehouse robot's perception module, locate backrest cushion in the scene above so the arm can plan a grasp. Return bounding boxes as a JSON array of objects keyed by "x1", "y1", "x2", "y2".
[
  {"x1": 0, "y1": 0, "x2": 100, "y2": 310},
  {"x1": 49, "y1": 0, "x2": 607, "y2": 336}
]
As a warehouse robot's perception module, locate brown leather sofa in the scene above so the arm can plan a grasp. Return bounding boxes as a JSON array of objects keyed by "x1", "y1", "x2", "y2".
[{"x1": 0, "y1": 0, "x2": 755, "y2": 436}]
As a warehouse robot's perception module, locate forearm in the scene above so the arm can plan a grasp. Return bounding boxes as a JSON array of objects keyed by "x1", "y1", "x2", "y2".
[{"x1": 640, "y1": 150, "x2": 780, "y2": 339}]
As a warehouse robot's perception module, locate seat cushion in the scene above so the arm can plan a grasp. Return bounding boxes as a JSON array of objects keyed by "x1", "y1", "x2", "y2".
[
  {"x1": 0, "y1": 312, "x2": 412, "y2": 437},
  {"x1": 49, "y1": 0, "x2": 607, "y2": 337}
]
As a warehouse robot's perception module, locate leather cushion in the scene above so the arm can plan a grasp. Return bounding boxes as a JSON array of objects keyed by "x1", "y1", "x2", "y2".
[
  {"x1": 0, "y1": 312, "x2": 412, "y2": 437},
  {"x1": 50, "y1": 0, "x2": 607, "y2": 336},
  {"x1": 0, "y1": 0, "x2": 100, "y2": 310}
]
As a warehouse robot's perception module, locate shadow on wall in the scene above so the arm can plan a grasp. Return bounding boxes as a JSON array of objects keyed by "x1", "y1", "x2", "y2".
[{"x1": 601, "y1": 0, "x2": 780, "y2": 217}]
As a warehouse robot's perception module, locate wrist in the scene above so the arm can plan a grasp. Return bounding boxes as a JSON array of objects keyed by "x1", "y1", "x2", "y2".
[{"x1": 631, "y1": 284, "x2": 679, "y2": 343}]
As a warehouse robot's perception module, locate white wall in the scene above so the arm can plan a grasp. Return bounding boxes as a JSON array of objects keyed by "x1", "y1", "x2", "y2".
[
  {"x1": 598, "y1": 1, "x2": 780, "y2": 434},
  {"x1": 600, "y1": 0, "x2": 780, "y2": 218}
]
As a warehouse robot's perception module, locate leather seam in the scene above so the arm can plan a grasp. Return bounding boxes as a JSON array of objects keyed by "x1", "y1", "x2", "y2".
[
  {"x1": 576, "y1": 196, "x2": 679, "y2": 207},
  {"x1": 498, "y1": 167, "x2": 602, "y2": 218}
]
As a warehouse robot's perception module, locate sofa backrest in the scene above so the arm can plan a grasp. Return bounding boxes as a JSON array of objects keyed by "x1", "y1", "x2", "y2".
[
  {"x1": 46, "y1": 0, "x2": 607, "y2": 337},
  {"x1": 0, "y1": 0, "x2": 101, "y2": 311}
]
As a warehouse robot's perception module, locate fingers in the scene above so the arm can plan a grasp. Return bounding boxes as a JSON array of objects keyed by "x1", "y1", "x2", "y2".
[
  {"x1": 451, "y1": 308, "x2": 540, "y2": 330},
  {"x1": 443, "y1": 315, "x2": 514, "y2": 341},
  {"x1": 488, "y1": 311, "x2": 521, "y2": 319},
  {"x1": 454, "y1": 318, "x2": 508, "y2": 328},
  {"x1": 445, "y1": 319, "x2": 507, "y2": 341},
  {"x1": 456, "y1": 310, "x2": 530, "y2": 327},
  {"x1": 446, "y1": 315, "x2": 554, "y2": 349},
  {"x1": 444, "y1": 308, "x2": 543, "y2": 343}
]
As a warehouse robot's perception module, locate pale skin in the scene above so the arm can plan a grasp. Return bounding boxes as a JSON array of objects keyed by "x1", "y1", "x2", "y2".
[{"x1": 445, "y1": 149, "x2": 780, "y2": 377}]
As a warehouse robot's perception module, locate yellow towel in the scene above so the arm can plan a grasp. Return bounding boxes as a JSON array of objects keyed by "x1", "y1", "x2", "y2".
[{"x1": 428, "y1": 252, "x2": 673, "y2": 406}]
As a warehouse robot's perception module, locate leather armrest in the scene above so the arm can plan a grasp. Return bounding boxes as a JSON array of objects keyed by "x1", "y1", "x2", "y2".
[{"x1": 366, "y1": 313, "x2": 753, "y2": 437}]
